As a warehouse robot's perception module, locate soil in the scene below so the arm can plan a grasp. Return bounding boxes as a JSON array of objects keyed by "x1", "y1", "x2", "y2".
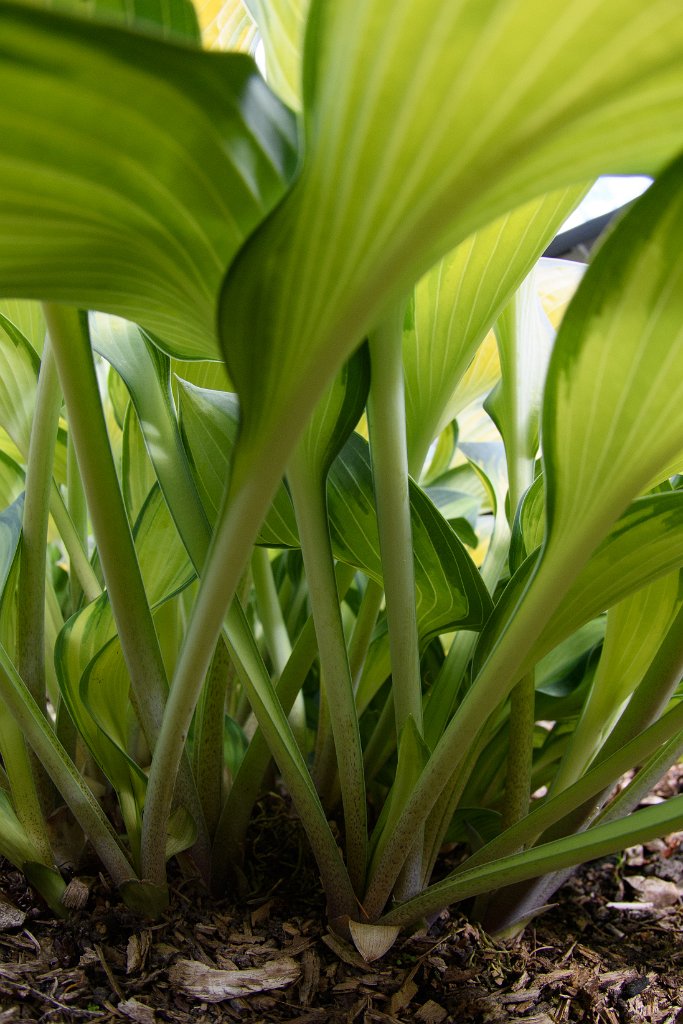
[{"x1": 1, "y1": 779, "x2": 683, "y2": 1024}]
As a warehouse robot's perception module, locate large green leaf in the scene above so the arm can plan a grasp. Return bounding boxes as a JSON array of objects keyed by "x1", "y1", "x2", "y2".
[
  {"x1": 552, "y1": 570, "x2": 682, "y2": 790},
  {"x1": 178, "y1": 384, "x2": 493, "y2": 638},
  {"x1": 177, "y1": 380, "x2": 300, "y2": 547},
  {"x1": 403, "y1": 187, "x2": 584, "y2": 475},
  {"x1": 220, "y1": 0, "x2": 683, "y2": 488},
  {"x1": 0, "y1": 3, "x2": 297, "y2": 358},
  {"x1": 330, "y1": 435, "x2": 493, "y2": 639},
  {"x1": 380, "y1": 793, "x2": 683, "y2": 928},
  {"x1": 0, "y1": 453, "x2": 24, "y2": 511},
  {"x1": 476, "y1": 491, "x2": 683, "y2": 677},
  {"x1": 246, "y1": 0, "x2": 308, "y2": 109},
  {"x1": 40, "y1": 0, "x2": 201, "y2": 40},
  {"x1": 55, "y1": 486, "x2": 194, "y2": 852},
  {"x1": 541, "y1": 156, "x2": 683, "y2": 572},
  {"x1": 364, "y1": 166, "x2": 683, "y2": 914}
]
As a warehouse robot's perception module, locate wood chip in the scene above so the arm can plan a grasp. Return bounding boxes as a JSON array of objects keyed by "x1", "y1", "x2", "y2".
[
  {"x1": 127, "y1": 932, "x2": 152, "y2": 975},
  {"x1": 168, "y1": 955, "x2": 300, "y2": 1002},
  {"x1": 118, "y1": 998, "x2": 156, "y2": 1023},
  {"x1": 0, "y1": 896, "x2": 25, "y2": 931},
  {"x1": 415, "y1": 1000, "x2": 448, "y2": 1023},
  {"x1": 389, "y1": 976, "x2": 418, "y2": 1015},
  {"x1": 298, "y1": 947, "x2": 320, "y2": 1007}
]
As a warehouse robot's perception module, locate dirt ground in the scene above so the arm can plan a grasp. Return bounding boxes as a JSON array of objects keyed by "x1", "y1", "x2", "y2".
[{"x1": 1, "y1": 779, "x2": 682, "y2": 1024}]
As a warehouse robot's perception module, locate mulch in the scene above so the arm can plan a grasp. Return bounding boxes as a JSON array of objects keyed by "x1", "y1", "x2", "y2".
[{"x1": 1, "y1": 784, "x2": 683, "y2": 1024}]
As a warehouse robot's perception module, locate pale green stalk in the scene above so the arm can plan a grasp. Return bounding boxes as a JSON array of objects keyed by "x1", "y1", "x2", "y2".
[
  {"x1": 140, "y1": 455, "x2": 357, "y2": 917},
  {"x1": 16, "y1": 337, "x2": 61, "y2": 713},
  {"x1": 348, "y1": 579, "x2": 384, "y2": 688},
  {"x1": 379, "y1": 795, "x2": 683, "y2": 929},
  {"x1": 49, "y1": 481, "x2": 101, "y2": 604},
  {"x1": 14, "y1": 337, "x2": 62, "y2": 826},
  {"x1": 251, "y1": 546, "x2": 292, "y2": 674},
  {"x1": 252, "y1": 545, "x2": 306, "y2": 747},
  {"x1": 44, "y1": 305, "x2": 169, "y2": 749},
  {"x1": 66, "y1": 424, "x2": 88, "y2": 611},
  {"x1": 363, "y1": 542, "x2": 590, "y2": 918},
  {"x1": 366, "y1": 304, "x2": 422, "y2": 737},
  {"x1": 194, "y1": 637, "x2": 231, "y2": 837},
  {"x1": 287, "y1": 449, "x2": 367, "y2": 894},
  {"x1": 43, "y1": 304, "x2": 208, "y2": 881},
  {"x1": 367, "y1": 303, "x2": 424, "y2": 900}
]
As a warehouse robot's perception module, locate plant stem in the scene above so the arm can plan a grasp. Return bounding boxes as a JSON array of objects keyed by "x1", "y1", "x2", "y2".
[
  {"x1": 66, "y1": 427, "x2": 88, "y2": 611},
  {"x1": 348, "y1": 579, "x2": 384, "y2": 688},
  {"x1": 367, "y1": 303, "x2": 422, "y2": 738},
  {"x1": 44, "y1": 305, "x2": 168, "y2": 750},
  {"x1": 140, "y1": 454, "x2": 357, "y2": 917},
  {"x1": 502, "y1": 672, "x2": 536, "y2": 828},
  {"x1": 251, "y1": 546, "x2": 291, "y2": 674},
  {"x1": 362, "y1": 542, "x2": 585, "y2": 918},
  {"x1": 17, "y1": 337, "x2": 61, "y2": 714},
  {"x1": 367, "y1": 303, "x2": 425, "y2": 900},
  {"x1": 252, "y1": 545, "x2": 307, "y2": 750},
  {"x1": 43, "y1": 304, "x2": 207, "y2": 881},
  {"x1": 194, "y1": 636, "x2": 231, "y2": 838},
  {"x1": 15, "y1": 337, "x2": 62, "y2": 823},
  {"x1": 49, "y1": 481, "x2": 100, "y2": 604},
  {"x1": 288, "y1": 450, "x2": 367, "y2": 894}
]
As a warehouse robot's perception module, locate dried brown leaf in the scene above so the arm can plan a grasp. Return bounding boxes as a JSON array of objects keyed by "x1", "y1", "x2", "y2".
[
  {"x1": 627, "y1": 875, "x2": 681, "y2": 907},
  {"x1": 348, "y1": 920, "x2": 400, "y2": 963}
]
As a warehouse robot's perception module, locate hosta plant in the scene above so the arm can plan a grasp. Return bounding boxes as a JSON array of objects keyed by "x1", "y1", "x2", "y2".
[{"x1": 0, "y1": 0, "x2": 682, "y2": 952}]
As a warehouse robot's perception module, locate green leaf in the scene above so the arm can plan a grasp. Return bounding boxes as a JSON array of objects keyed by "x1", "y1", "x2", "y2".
[
  {"x1": 541, "y1": 154, "x2": 683, "y2": 570},
  {"x1": 78, "y1": 630, "x2": 148, "y2": 854},
  {"x1": 220, "y1": 0, "x2": 683, "y2": 490},
  {"x1": 177, "y1": 381, "x2": 300, "y2": 547},
  {"x1": 0, "y1": 313, "x2": 42, "y2": 459},
  {"x1": 478, "y1": 491, "x2": 683, "y2": 676},
  {"x1": 36, "y1": 0, "x2": 202, "y2": 42},
  {"x1": 0, "y1": 3, "x2": 297, "y2": 358},
  {"x1": 404, "y1": 187, "x2": 585, "y2": 475},
  {"x1": 295, "y1": 346, "x2": 370, "y2": 481},
  {"x1": 0, "y1": 494, "x2": 24, "y2": 597},
  {"x1": 246, "y1": 0, "x2": 308, "y2": 109},
  {"x1": 485, "y1": 269, "x2": 555, "y2": 512},
  {"x1": 0, "y1": 311, "x2": 67, "y2": 483},
  {"x1": 330, "y1": 435, "x2": 493, "y2": 640},
  {"x1": 552, "y1": 570, "x2": 682, "y2": 790},
  {"x1": 55, "y1": 486, "x2": 194, "y2": 854},
  {"x1": 380, "y1": 794, "x2": 683, "y2": 928},
  {"x1": 509, "y1": 474, "x2": 545, "y2": 572},
  {"x1": 0, "y1": 453, "x2": 24, "y2": 511},
  {"x1": 121, "y1": 403, "x2": 156, "y2": 525},
  {"x1": 0, "y1": 300, "x2": 45, "y2": 355}
]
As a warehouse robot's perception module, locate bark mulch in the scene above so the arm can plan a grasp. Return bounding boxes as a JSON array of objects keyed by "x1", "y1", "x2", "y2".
[{"x1": 1, "y1": 785, "x2": 683, "y2": 1024}]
